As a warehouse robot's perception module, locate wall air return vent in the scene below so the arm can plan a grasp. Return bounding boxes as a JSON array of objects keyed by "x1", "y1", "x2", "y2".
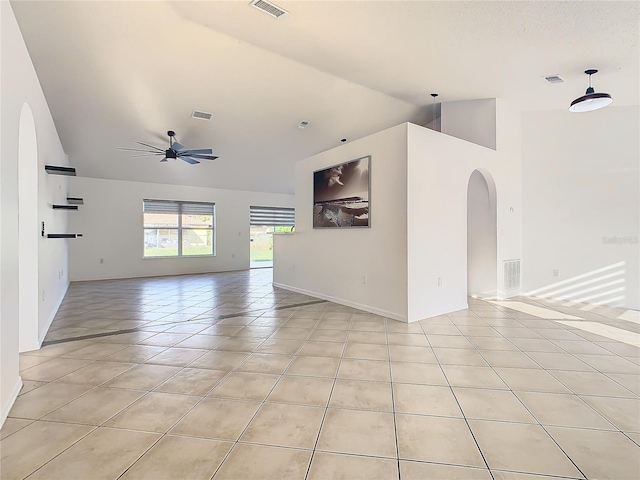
[
  {"x1": 250, "y1": 0, "x2": 288, "y2": 18},
  {"x1": 192, "y1": 110, "x2": 212, "y2": 121},
  {"x1": 503, "y1": 259, "x2": 521, "y2": 291}
]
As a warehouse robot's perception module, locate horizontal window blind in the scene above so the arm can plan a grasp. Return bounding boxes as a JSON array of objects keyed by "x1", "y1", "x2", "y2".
[
  {"x1": 144, "y1": 200, "x2": 215, "y2": 215},
  {"x1": 250, "y1": 206, "x2": 295, "y2": 226}
]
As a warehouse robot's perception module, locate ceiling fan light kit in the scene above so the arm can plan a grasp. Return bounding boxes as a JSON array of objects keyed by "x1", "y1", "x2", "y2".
[
  {"x1": 569, "y1": 69, "x2": 613, "y2": 113},
  {"x1": 118, "y1": 130, "x2": 218, "y2": 164}
]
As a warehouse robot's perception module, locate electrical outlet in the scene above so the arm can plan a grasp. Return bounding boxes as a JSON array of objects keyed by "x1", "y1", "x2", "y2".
[
  {"x1": 437, "y1": 277, "x2": 443, "y2": 287},
  {"x1": 231, "y1": 253, "x2": 235, "y2": 258},
  {"x1": 100, "y1": 258, "x2": 104, "y2": 264},
  {"x1": 362, "y1": 275, "x2": 368, "y2": 284},
  {"x1": 553, "y1": 269, "x2": 559, "y2": 277}
]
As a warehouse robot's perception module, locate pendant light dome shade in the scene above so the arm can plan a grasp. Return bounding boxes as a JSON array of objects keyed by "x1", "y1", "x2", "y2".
[{"x1": 569, "y1": 69, "x2": 612, "y2": 112}]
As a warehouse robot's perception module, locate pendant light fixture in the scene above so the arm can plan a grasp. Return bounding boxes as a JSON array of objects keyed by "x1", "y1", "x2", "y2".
[
  {"x1": 569, "y1": 69, "x2": 612, "y2": 113},
  {"x1": 430, "y1": 93, "x2": 439, "y2": 131}
]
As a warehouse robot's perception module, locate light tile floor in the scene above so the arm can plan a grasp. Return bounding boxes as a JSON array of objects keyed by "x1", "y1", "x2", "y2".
[{"x1": 2, "y1": 269, "x2": 640, "y2": 480}]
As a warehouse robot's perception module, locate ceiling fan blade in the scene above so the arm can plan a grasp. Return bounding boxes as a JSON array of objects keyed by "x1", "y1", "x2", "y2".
[
  {"x1": 133, "y1": 141, "x2": 165, "y2": 152},
  {"x1": 181, "y1": 157, "x2": 200, "y2": 165},
  {"x1": 117, "y1": 147, "x2": 162, "y2": 153},
  {"x1": 179, "y1": 148, "x2": 213, "y2": 155},
  {"x1": 171, "y1": 142, "x2": 185, "y2": 152},
  {"x1": 160, "y1": 158, "x2": 168, "y2": 162},
  {"x1": 130, "y1": 153, "x2": 164, "y2": 157},
  {"x1": 185, "y1": 154, "x2": 218, "y2": 161}
]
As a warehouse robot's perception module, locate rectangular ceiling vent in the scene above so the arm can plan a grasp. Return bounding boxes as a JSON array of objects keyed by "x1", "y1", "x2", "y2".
[
  {"x1": 544, "y1": 75, "x2": 564, "y2": 84},
  {"x1": 250, "y1": 0, "x2": 288, "y2": 18},
  {"x1": 192, "y1": 110, "x2": 212, "y2": 121}
]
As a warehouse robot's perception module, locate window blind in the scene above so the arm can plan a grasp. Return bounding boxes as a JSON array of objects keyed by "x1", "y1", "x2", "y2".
[
  {"x1": 250, "y1": 206, "x2": 295, "y2": 226},
  {"x1": 144, "y1": 200, "x2": 215, "y2": 215}
]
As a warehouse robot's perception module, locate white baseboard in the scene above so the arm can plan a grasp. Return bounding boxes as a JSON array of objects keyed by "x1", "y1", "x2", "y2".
[
  {"x1": 1, "y1": 377, "x2": 23, "y2": 427},
  {"x1": 273, "y1": 282, "x2": 407, "y2": 322},
  {"x1": 38, "y1": 281, "x2": 69, "y2": 346}
]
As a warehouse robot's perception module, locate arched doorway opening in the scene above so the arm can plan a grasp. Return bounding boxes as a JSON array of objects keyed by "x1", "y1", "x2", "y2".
[
  {"x1": 18, "y1": 103, "x2": 39, "y2": 352},
  {"x1": 467, "y1": 169, "x2": 497, "y2": 299}
]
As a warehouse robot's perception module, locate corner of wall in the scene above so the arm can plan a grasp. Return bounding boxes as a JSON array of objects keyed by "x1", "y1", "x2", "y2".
[{"x1": 1, "y1": 377, "x2": 23, "y2": 427}]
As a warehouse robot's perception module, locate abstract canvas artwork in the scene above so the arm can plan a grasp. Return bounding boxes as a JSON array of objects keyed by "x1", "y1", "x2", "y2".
[{"x1": 313, "y1": 156, "x2": 370, "y2": 228}]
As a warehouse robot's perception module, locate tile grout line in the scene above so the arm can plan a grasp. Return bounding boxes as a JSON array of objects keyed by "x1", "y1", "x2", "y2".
[{"x1": 302, "y1": 310, "x2": 352, "y2": 480}]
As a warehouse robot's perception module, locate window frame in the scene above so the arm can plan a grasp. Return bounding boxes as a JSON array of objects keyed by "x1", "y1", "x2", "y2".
[{"x1": 143, "y1": 200, "x2": 216, "y2": 259}]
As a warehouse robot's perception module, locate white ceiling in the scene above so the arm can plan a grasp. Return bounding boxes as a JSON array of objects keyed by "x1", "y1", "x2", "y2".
[{"x1": 11, "y1": 0, "x2": 639, "y2": 194}]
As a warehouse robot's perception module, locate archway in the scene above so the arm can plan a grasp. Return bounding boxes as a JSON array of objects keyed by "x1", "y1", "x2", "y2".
[
  {"x1": 18, "y1": 103, "x2": 39, "y2": 352},
  {"x1": 467, "y1": 169, "x2": 497, "y2": 299}
]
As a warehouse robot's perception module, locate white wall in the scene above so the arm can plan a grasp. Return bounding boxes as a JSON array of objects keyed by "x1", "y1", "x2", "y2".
[
  {"x1": 1, "y1": 2, "x2": 70, "y2": 425},
  {"x1": 274, "y1": 124, "x2": 409, "y2": 321},
  {"x1": 441, "y1": 98, "x2": 497, "y2": 150},
  {"x1": 522, "y1": 106, "x2": 640, "y2": 310},
  {"x1": 406, "y1": 99, "x2": 522, "y2": 321},
  {"x1": 467, "y1": 170, "x2": 498, "y2": 297},
  {"x1": 68, "y1": 177, "x2": 294, "y2": 281}
]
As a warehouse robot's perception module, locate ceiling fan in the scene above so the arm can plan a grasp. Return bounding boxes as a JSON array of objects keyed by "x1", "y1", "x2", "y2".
[{"x1": 118, "y1": 130, "x2": 218, "y2": 164}]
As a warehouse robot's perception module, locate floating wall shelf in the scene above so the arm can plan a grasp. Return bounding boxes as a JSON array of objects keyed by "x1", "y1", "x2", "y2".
[
  {"x1": 45, "y1": 165, "x2": 76, "y2": 176},
  {"x1": 66, "y1": 197, "x2": 84, "y2": 205},
  {"x1": 52, "y1": 205, "x2": 79, "y2": 210},
  {"x1": 47, "y1": 233, "x2": 83, "y2": 239}
]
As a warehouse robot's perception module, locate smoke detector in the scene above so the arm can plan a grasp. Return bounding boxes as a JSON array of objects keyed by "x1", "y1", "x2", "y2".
[
  {"x1": 297, "y1": 121, "x2": 310, "y2": 130},
  {"x1": 250, "y1": 0, "x2": 288, "y2": 18}
]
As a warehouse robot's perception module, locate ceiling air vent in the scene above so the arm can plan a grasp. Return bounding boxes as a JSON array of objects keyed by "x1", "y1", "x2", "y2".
[
  {"x1": 250, "y1": 0, "x2": 288, "y2": 18},
  {"x1": 544, "y1": 75, "x2": 564, "y2": 84},
  {"x1": 192, "y1": 110, "x2": 212, "y2": 121}
]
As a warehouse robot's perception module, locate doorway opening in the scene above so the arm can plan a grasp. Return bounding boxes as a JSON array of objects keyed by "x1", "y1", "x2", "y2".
[
  {"x1": 467, "y1": 169, "x2": 497, "y2": 299},
  {"x1": 249, "y1": 206, "x2": 295, "y2": 269},
  {"x1": 18, "y1": 103, "x2": 40, "y2": 352}
]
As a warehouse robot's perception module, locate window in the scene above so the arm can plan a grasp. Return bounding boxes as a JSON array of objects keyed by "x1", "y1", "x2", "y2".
[
  {"x1": 249, "y1": 206, "x2": 295, "y2": 267},
  {"x1": 143, "y1": 200, "x2": 215, "y2": 257}
]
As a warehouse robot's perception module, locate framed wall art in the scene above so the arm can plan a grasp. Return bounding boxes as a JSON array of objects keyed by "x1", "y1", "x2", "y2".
[{"x1": 313, "y1": 155, "x2": 370, "y2": 228}]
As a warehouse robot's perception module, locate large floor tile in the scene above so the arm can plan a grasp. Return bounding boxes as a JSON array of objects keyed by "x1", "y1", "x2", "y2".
[
  {"x1": 19, "y1": 357, "x2": 93, "y2": 382},
  {"x1": 343, "y1": 342, "x2": 389, "y2": 360},
  {"x1": 120, "y1": 434, "x2": 232, "y2": 480},
  {"x1": 454, "y1": 387, "x2": 536, "y2": 423},
  {"x1": 54, "y1": 361, "x2": 137, "y2": 385},
  {"x1": 516, "y1": 391, "x2": 616, "y2": 429},
  {"x1": 267, "y1": 375, "x2": 334, "y2": 406},
  {"x1": 396, "y1": 414, "x2": 485, "y2": 467},
  {"x1": 317, "y1": 408, "x2": 396, "y2": 458},
  {"x1": 154, "y1": 367, "x2": 227, "y2": 395},
  {"x1": 400, "y1": 461, "x2": 492, "y2": 480},
  {"x1": 43, "y1": 387, "x2": 145, "y2": 425},
  {"x1": 469, "y1": 419, "x2": 583, "y2": 477},
  {"x1": 241, "y1": 402, "x2": 324, "y2": 449},
  {"x1": 580, "y1": 395, "x2": 640, "y2": 432},
  {"x1": 390, "y1": 361, "x2": 448, "y2": 385},
  {"x1": 442, "y1": 365, "x2": 508, "y2": 389},
  {"x1": 26, "y1": 427, "x2": 160, "y2": 480},
  {"x1": 394, "y1": 384, "x2": 462, "y2": 417},
  {"x1": 551, "y1": 370, "x2": 637, "y2": 397},
  {"x1": 433, "y1": 347, "x2": 488, "y2": 366},
  {"x1": 234, "y1": 353, "x2": 293, "y2": 374},
  {"x1": 8, "y1": 382, "x2": 93, "y2": 419},
  {"x1": 170, "y1": 397, "x2": 261, "y2": 440},
  {"x1": 145, "y1": 347, "x2": 208, "y2": 366},
  {"x1": 188, "y1": 351, "x2": 250, "y2": 370},
  {"x1": 329, "y1": 379, "x2": 393, "y2": 411},
  {"x1": 102, "y1": 364, "x2": 181, "y2": 390},
  {"x1": 308, "y1": 452, "x2": 399, "y2": 480},
  {"x1": 388, "y1": 344, "x2": 438, "y2": 363},
  {"x1": 337, "y1": 358, "x2": 391, "y2": 381},
  {"x1": 286, "y1": 355, "x2": 340, "y2": 377},
  {"x1": 0, "y1": 420, "x2": 93, "y2": 480},
  {"x1": 209, "y1": 372, "x2": 279, "y2": 401},
  {"x1": 104, "y1": 392, "x2": 199, "y2": 433},
  {"x1": 213, "y1": 443, "x2": 311, "y2": 480},
  {"x1": 547, "y1": 425, "x2": 640, "y2": 480},
  {"x1": 298, "y1": 341, "x2": 345, "y2": 358},
  {"x1": 495, "y1": 367, "x2": 572, "y2": 393},
  {"x1": 0, "y1": 418, "x2": 33, "y2": 440}
]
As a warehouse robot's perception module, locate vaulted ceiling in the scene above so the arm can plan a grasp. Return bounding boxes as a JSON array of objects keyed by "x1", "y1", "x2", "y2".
[{"x1": 11, "y1": 1, "x2": 639, "y2": 194}]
